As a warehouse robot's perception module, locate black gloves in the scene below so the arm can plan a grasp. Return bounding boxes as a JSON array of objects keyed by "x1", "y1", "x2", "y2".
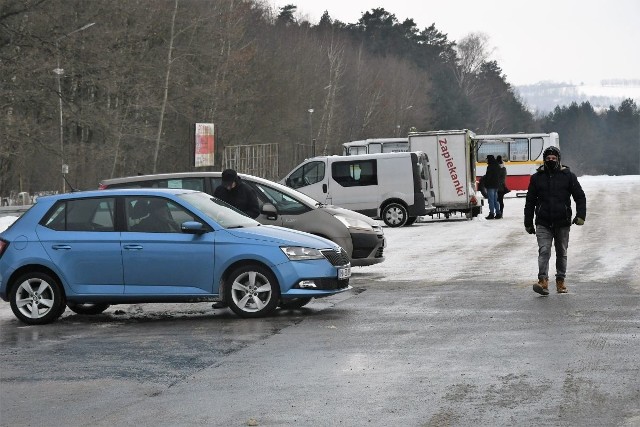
[{"x1": 525, "y1": 225, "x2": 535, "y2": 235}]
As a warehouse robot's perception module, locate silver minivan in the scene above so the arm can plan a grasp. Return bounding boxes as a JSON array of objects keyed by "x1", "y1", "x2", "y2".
[{"x1": 99, "y1": 172, "x2": 385, "y2": 266}]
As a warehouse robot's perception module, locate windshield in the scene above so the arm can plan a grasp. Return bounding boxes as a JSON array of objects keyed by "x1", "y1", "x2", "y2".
[
  {"x1": 178, "y1": 192, "x2": 259, "y2": 229},
  {"x1": 251, "y1": 177, "x2": 321, "y2": 208}
]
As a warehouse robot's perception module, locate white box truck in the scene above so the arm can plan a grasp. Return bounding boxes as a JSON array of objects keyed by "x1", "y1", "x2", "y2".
[
  {"x1": 282, "y1": 152, "x2": 435, "y2": 227},
  {"x1": 408, "y1": 130, "x2": 482, "y2": 218}
]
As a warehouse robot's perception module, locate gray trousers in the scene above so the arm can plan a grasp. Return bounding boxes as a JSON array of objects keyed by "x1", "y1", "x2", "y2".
[{"x1": 536, "y1": 225, "x2": 570, "y2": 280}]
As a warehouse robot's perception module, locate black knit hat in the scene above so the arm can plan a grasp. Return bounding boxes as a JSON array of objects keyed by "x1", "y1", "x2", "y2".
[
  {"x1": 221, "y1": 169, "x2": 238, "y2": 184},
  {"x1": 543, "y1": 146, "x2": 561, "y2": 161}
]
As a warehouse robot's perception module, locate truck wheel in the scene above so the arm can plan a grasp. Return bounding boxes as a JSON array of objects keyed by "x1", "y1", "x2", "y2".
[
  {"x1": 382, "y1": 203, "x2": 408, "y2": 227},
  {"x1": 403, "y1": 217, "x2": 417, "y2": 226}
]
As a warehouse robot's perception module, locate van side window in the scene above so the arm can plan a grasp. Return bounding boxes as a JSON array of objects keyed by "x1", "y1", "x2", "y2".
[
  {"x1": 287, "y1": 161, "x2": 325, "y2": 189},
  {"x1": 332, "y1": 160, "x2": 377, "y2": 187}
]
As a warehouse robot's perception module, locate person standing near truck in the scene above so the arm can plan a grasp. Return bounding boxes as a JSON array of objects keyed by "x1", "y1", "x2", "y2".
[
  {"x1": 524, "y1": 146, "x2": 586, "y2": 295},
  {"x1": 496, "y1": 155, "x2": 509, "y2": 217},
  {"x1": 483, "y1": 155, "x2": 502, "y2": 219}
]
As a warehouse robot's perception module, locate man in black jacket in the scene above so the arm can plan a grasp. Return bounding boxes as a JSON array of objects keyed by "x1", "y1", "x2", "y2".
[
  {"x1": 524, "y1": 146, "x2": 586, "y2": 295},
  {"x1": 483, "y1": 155, "x2": 503, "y2": 219},
  {"x1": 213, "y1": 169, "x2": 260, "y2": 219}
]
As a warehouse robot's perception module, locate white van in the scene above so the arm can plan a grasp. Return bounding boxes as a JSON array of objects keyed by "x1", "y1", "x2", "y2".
[
  {"x1": 408, "y1": 130, "x2": 482, "y2": 218},
  {"x1": 282, "y1": 152, "x2": 434, "y2": 227}
]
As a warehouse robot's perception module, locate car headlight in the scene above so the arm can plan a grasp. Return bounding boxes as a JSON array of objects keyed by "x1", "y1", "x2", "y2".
[
  {"x1": 333, "y1": 214, "x2": 373, "y2": 231},
  {"x1": 281, "y1": 246, "x2": 325, "y2": 260}
]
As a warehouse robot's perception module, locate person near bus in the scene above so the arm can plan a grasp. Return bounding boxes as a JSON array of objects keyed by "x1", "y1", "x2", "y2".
[
  {"x1": 496, "y1": 155, "x2": 508, "y2": 216},
  {"x1": 524, "y1": 146, "x2": 586, "y2": 295},
  {"x1": 213, "y1": 169, "x2": 260, "y2": 219},
  {"x1": 483, "y1": 155, "x2": 502, "y2": 219}
]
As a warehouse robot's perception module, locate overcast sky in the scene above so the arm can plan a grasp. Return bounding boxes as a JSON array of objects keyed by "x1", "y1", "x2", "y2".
[{"x1": 269, "y1": 0, "x2": 640, "y2": 87}]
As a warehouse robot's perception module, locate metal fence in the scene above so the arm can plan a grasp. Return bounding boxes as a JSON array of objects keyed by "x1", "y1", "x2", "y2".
[{"x1": 222, "y1": 143, "x2": 279, "y2": 181}]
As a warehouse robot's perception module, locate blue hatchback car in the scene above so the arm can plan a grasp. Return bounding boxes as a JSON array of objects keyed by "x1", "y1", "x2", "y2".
[{"x1": 0, "y1": 189, "x2": 351, "y2": 324}]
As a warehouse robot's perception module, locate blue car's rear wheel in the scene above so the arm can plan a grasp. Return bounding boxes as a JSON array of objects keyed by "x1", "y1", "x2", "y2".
[
  {"x1": 279, "y1": 298, "x2": 312, "y2": 309},
  {"x1": 9, "y1": 272, "x2": 66, "y2": 325},
  {"x1": 225, "y1": 265, "x2": 280, "y2": 318},
  {"x1": 67, "y1": 302, "x2": 111, "y2": 315}
]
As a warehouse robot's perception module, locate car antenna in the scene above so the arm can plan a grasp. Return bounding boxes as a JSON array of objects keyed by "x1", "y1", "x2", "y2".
[{"x1": 63, "y1": 174, "x2": 80, "y2": 192}]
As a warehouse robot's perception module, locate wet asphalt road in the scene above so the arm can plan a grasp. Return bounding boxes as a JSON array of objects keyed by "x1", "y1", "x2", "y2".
[{"x1": 1, "y1": 273, "x2": 639, "y2": 427}]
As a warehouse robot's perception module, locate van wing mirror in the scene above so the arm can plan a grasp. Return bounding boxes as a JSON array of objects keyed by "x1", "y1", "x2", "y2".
[{"x1": 261, "y1": 203, "x2": 278, "y2": 220}]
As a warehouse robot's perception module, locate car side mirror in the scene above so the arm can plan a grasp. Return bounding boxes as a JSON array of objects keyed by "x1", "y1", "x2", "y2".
[
  {"x1": 261, "y1": 203, "x2": 278, "y2": 220},
  {"x1": 181, "y1": 221, "x2": 208, "y2": 235}
]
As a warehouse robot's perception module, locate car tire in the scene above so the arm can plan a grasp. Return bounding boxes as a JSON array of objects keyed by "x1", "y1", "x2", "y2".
[
  {"x1": 67, "y1": 302, "x2": 111, "y2": 315},
  {"x1": 404, "y1": 216, "x2": 417, "y2": 226},
  {"x1": 9, "y1": 272, "x2": 66, "y2": 325},
  {"x1": 224, "y1": 264, "x2": 280, "y2": 318},
  {"x1": 382, "y1": 202, "x2": 408, "y2": 227},
  {"x1": 279, "y1": 297, "x2": 312, "y2": 309}
]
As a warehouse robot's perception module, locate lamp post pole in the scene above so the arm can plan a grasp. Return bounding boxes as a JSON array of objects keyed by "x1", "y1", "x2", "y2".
[
  {"x1": 54, "y1": 22, "x2": 95, "y2": 193},
  {"x1": 308, "y1": 108, "x2": 314, "y2": 156}
]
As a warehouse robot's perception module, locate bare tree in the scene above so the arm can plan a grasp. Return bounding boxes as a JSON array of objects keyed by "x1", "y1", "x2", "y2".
[{"x1": 454, "y1": 32, "x2": 493, "y2": 97}]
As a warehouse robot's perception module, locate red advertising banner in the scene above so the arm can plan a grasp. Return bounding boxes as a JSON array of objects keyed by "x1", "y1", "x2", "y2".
[{"x1": 194, "y1": 123, "x2": 215, "y2": 167}]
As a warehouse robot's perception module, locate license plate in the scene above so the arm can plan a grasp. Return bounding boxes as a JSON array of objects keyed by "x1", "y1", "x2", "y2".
[{"x1": 338, "y1": 266, "x2": 351, "y2": 279}]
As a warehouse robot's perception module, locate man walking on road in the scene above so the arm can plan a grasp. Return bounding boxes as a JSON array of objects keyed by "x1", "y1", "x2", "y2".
[{"x1": 524, "y1": 146, "x2": 586, "y2": 295}]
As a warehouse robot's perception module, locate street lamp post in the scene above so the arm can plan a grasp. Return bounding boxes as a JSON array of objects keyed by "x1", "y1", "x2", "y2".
[
  {"x1": 54, "y1": 22, "x2": 95, "y2": 193},
  {"x1": 308, "y1": 108, "x2": 315, "y2": 156}
]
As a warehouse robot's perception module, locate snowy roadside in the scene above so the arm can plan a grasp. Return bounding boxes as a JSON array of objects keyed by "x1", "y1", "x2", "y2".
[
  {"x1": 363, "y1": 175, "x2": 640, "y2": 289},
  {"x1": 1, "y1": 175, "x2": 639, "y2": 322}
]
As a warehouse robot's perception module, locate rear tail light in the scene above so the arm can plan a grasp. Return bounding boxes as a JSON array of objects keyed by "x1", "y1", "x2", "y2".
[
  {"x1": 98, "y1": 183, "x2": 108, "y2": 190},
  {"x1": 0, "y1": 239, "x2": 9, "y2": 258},
  {"x1": 470, "y1": 196, "x2": 478, "y2": 205}
]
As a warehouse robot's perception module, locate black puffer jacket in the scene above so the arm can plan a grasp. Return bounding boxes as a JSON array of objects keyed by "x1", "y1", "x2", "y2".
[
  {"x1": 213, "y1": 179, "x2": 260, "y2": 219},
  {"x1": 483, "y1": 161, "x2": 502, "y2": 189},
  {"x1": 524, "y1": 164, "x2": 586, "y2": 228}
]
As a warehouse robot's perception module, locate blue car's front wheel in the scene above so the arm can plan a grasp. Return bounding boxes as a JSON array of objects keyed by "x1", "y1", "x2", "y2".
[{"x1": 225, "y1": 264, "x2": 280, "y2": 318}]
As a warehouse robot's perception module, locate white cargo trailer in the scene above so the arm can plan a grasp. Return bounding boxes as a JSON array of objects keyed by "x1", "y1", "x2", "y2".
[{"x1": 408, "y1": 130, "x2": 482, "y2": 218}]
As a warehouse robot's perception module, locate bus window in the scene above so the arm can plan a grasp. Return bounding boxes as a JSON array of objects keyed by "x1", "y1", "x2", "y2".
[
  {"x1": 530, "y1": 137, "x2": 544, "y2": 160},
  {"x1": 477, "y1": 140, "x2": 508, "y2": 162},
  {"x1": 510, "y1": 138, "x2": 529, "y2": 161},
  {"x1": 382, "y1": 142, "x2": 409, "y2": 153},
  {"x1": 369, "y1": 143, "x2": 382, "y2": 154}
]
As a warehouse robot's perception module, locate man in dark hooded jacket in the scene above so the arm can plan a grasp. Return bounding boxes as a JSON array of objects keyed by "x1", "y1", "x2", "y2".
[
  {"x1": 524, "y1": 146, "x2": 586, "y2": 295},
  {"x1": 213, "y1": 169, "x2": 260, "y2": 219},
  {"x1": 483, "y1": 155, "x2": 503, "y2": 219}
]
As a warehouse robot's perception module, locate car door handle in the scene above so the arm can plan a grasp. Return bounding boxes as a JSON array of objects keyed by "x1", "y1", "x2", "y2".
[
  {"x1": 51, "y1": 244, "x2": 71, "y2": 250},
  {"x1": 123, "y1": 244, "x2": 143, "y2": 250}
]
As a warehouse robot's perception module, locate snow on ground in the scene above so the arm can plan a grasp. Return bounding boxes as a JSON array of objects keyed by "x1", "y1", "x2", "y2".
[
  {"x1": 1, "y1": 175, "x2": 639, "y2": 295},
  {"x1": 362, "y1": 175, "x2": 640, "y2": 288}
]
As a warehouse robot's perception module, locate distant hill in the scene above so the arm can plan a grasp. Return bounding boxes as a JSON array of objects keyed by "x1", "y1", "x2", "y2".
[{"x1": 516, "y1": 79, "x2": 640, "y2": 115}]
